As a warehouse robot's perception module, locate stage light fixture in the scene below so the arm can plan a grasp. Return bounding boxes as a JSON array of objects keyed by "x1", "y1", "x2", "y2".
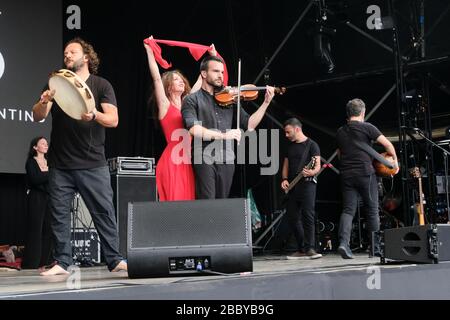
[
  {"x1": 313, "y1": 24, "x2": 336, "y2": 74},
  {"x1": 313, "y1": 0, "x2": 336, "y2": 74}
]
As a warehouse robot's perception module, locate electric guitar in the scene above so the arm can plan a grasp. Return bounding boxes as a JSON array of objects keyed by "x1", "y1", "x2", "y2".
[
  {"x1": 284, "y1": 157, "x2": 317, "y2": 194},
  {"x1": 409, "y1": 167, "x2": 425, "y2": 225}
]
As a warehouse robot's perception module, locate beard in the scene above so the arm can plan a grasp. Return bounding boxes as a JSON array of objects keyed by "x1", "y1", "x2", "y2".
[
  {"x1": 67, "y1": 57, "x2": 85, "y2": 72},
  {"x1": 206, "y1": 78, "x2": 223, "y2": 90}
]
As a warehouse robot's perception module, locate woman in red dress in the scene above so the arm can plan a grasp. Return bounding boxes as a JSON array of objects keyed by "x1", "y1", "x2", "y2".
[{"x1": 144, "y1": 37, "x2": 216, "y2": 201}]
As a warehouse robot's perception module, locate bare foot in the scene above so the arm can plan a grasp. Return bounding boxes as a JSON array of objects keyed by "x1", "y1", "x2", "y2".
[
  {"x1": 111, "y1": 260, "x2": 127, "y2": 272},
  {"x1": 38, "y1": 261, "x2": 57, "y2": 273},
  {"x1": 40, "y1": 264, "x2": 69, "y2": 276}
]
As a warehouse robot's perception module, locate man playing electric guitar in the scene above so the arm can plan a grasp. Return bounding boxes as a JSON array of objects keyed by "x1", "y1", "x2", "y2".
[{"x1": 281, "y1": 118, "x2": 322, "y2": 259}]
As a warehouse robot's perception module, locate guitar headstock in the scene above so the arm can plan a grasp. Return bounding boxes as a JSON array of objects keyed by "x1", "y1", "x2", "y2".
[
  {"x1": 307, "y1": 157, "x2": 316, "y2": 170},
  {"x1": 409, "y1": 167, "x2": 421, "y2": 179}
]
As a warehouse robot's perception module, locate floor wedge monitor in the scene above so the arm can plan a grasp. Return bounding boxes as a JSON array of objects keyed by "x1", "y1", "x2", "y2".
[
  {"x1": 127, "y1": 198, "x2": 253, "y2": 278},
  {"x1": 380, "y1": 224, "x2": 450, "y2": 264}
]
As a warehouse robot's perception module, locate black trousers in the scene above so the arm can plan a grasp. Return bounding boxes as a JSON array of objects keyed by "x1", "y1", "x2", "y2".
[
  {"x1": 192, "y1": 163, "x2": 235, "y2": 199},
  {"x1": 286, "y1": 181, "x2": 317, "y2": 252},
  {"x1": 339, "y1": 174, "x2": 379, "y2": 246},
  {"x1": 48, "y1": 167, "x2": 123, "y2": 271},
  {"x1": 22, "y1": 190, "x2": 54, "y2": 269}
]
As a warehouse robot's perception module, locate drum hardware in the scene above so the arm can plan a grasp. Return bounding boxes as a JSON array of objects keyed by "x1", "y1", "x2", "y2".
[{"x1": 71, "y1": 193, "x2": 100, "y2": 267}]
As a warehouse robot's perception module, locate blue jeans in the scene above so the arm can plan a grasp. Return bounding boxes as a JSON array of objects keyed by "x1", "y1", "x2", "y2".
[{"x1": 48, "y1": 166, "x2": 123, "y2": 271}]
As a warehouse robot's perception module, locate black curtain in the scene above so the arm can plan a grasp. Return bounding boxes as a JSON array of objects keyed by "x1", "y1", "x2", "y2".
[{"x1": 2, "y1": 1, "x2": 450, "y2": 245}]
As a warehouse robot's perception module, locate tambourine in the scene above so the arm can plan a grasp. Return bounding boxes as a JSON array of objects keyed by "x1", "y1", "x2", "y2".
[{"x1": 48, "y1": 69, "x2": 95, "y2": 120}]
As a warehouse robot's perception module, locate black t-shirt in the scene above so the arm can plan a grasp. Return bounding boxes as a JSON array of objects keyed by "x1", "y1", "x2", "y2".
[
  {"x1": 285, "y1": 138, "x2": 320, "y2": 181},
  {"x1": 336, "y1": 121, "x2": 382, "y2": 178},
  {"x1": 46, "y1": 74, "x2": 117, "y2": 169}
]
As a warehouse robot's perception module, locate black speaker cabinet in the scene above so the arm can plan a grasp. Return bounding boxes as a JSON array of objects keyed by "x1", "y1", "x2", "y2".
[
  {"x1": 126, "y1": 198, "x2": 253, "y2": 278},
  {"x1": 380, "y1": 224, "x2": 450, "y2": 263},
  {"x1": 111, "y1": 174, "x2": 157, "y2": 257}
]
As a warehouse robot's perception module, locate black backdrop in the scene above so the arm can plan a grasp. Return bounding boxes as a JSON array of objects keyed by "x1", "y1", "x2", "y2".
[{"x1": 1, "y1": 0, "x2": 449, "y2": 245}]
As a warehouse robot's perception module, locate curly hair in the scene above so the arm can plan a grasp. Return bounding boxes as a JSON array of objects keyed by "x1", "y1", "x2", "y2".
[{"x1": 65, "y1": 37, "x2": 100, "y2": 74}]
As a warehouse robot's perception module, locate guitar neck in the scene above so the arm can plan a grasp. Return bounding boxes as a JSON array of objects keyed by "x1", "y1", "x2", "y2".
[
  {"x1": 418, "y1": 177, "x2": 425, "y2": 225},
  {"x1": 285, "y1": 173, "x2": 304, "y2": 193}
]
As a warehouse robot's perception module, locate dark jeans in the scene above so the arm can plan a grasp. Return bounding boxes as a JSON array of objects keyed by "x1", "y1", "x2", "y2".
[
  {"x1": 339, "y1": 174, "x2": 379, "y2": 246},
  {"x1": 48, "y1": 166, "x2": 123, "y2": 271},
  {"x1": 192, "y1": 163, "x2": 235, "y2": 199},
  {"x1": 286, "y1": 181, "x2": 317, "y2": 252}
]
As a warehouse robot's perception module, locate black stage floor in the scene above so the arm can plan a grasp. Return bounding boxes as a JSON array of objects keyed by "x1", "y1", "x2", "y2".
[{"x1": 1, "y1": 253, "x2": 450, "y2": 300}]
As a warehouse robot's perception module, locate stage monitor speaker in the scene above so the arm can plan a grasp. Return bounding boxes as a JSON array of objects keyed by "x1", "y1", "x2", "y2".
[
  {"x1": 111, "y1": 174, "x2": 157, "y2": 257},
  {"x1": 126, "y1": 198, "x2": 253, "y2": 278},
  {"x1": 380, "y1": 224, "x2": 450, "y2": 263}
]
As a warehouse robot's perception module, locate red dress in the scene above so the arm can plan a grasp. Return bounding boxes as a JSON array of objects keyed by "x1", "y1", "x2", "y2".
[{"x1": 156, "y1": 104, "x2": 195, "y2": 201}]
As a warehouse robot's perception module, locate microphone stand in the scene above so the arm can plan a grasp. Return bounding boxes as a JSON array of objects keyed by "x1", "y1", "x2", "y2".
[{"x1": 414, "y1": 128, "x2": 450, "y2": 222}]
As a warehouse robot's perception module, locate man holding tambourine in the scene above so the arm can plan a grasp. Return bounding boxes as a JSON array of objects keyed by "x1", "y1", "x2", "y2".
[{"x1": 32, "y1": 38, "x2": 127, "y2": 276}]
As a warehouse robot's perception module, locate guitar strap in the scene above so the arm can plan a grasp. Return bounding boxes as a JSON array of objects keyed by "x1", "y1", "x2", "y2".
[
  {"x1": 295, "y1": 138, "x2": 312, "y2": 175},
  {"x1": 344, "y1": 125, "x2": 394, "y2": 169}
]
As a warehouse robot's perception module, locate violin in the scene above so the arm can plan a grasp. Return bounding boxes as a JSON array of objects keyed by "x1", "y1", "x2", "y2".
[{"x1": 214, "y1": 84, "x2": 286, "y2": 106}]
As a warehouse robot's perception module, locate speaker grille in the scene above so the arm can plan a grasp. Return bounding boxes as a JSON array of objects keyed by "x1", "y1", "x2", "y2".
[
  {"x1": 111, "y1": 174, "x2": 157, "y2": 257},
  {"x1": 129, "y1": 199, "x2": 250, "y2": 248}
]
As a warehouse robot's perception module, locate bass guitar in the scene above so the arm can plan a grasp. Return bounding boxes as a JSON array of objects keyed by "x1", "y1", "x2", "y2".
[{"x1": 284, "y1": 157, "x2": 317, "y2": 194}]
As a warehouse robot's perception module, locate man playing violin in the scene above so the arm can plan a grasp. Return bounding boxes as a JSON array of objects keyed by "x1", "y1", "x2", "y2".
[
  {"x1": 32, "y1": 38, "x2": 127, "y2": 275},
  {"x1": 182, "y1": 55, "x2": 275, "y2": 199}
]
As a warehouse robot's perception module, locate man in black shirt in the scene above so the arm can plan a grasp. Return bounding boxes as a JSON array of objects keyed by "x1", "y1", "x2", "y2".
[
  {"x1": 281, "y1": 118, "x2": 322, "y2": 259},
  {"x1": 32, "y1": 38, "x2": 127, "y2": 275},
  {"x1": 336, "y1": 98, "x2": 398, "y2": 259},
  {"x1": 182, "y1": 56, "x2": 275, "y2": 199}
]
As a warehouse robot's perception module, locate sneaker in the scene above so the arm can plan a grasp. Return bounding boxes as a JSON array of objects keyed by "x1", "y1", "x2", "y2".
[
  {"x1": 338, "y1": 244, "x2": 354, "y2": 259},
  {"x1": 306, "y1": 249, "x2": 322, "y2": 259},
  {"x1": 286, "y1": 251, "x2": 308, "y2": 260}
]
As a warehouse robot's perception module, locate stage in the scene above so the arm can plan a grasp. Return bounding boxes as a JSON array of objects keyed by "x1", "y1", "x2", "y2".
[{"x1": 1, "y1": 253, "x2": 450, "y2": 300}]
